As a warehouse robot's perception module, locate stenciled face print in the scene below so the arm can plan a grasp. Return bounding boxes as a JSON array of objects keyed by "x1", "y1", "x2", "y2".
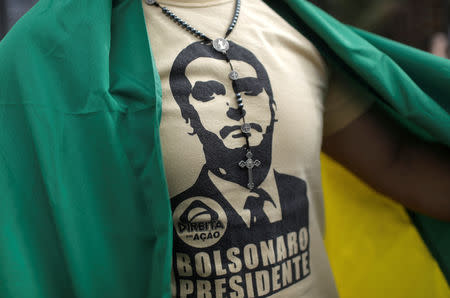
[
  {"x1": 185, "y1": 58, "x2": 273, "y2": 149},
  {"x1": 170, "y1": 41, "x2": 276, "y2": 188}
]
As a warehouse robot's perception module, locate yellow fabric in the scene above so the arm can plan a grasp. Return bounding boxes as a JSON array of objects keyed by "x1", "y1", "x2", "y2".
[{"x1": 321, "y1": 154, "x2": 450, "y2": 298}]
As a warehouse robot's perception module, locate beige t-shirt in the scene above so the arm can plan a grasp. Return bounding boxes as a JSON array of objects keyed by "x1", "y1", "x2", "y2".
[{"x1": 142, "y1": 0, "x2": 373, "y2": 297}]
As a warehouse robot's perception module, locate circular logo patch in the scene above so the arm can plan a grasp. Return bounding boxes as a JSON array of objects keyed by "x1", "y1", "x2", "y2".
[{"x1": 173, "y1": 197, "x2": 227, "y2": 248}]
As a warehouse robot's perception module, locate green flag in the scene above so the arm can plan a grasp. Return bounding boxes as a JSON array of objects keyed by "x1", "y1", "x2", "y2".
[{"x1": 0, "y1": 0, "x2": 172, "y2": 297}]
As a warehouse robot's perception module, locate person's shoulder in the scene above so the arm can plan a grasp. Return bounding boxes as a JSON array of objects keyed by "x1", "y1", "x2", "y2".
[
  {"x1": 1, "y1": 3, "x2": 51, "y2": 60},
  {"x1": 0, "y1": 3, "x2": 57, "y2": 99},
  {"x1": 247, "y1": 0, "x2": 329, "y2": 79}
]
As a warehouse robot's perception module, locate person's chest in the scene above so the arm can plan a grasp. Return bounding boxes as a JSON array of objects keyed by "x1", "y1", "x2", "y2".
[{"x1": 142, "y1": 1, "x2": 338, "y2": 297}]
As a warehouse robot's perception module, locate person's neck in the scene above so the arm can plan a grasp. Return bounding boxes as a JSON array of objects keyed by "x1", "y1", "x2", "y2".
[{"x1": 157, "y1": 0, "x2": 233, "y2": 6}]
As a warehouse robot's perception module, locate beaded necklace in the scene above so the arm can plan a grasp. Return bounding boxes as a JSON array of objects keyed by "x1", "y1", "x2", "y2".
[{"x1": 146, "y1": 0, "x2": 261, "y2": 190}]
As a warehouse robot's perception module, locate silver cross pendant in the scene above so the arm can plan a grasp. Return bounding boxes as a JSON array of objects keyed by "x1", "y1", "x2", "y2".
[{"x1": 239, "y1": 151, "x2": 261, "y2": 190}]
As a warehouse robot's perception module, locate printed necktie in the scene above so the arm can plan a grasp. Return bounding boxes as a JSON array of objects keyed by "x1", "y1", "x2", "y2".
[{"x1": 244, "y1": 187, "x2": 275, "y2": 226}]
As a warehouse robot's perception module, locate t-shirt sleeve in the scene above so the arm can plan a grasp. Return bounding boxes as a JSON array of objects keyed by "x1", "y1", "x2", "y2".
[{"x1": 323, "y1": 66, "x2": 376, "y2": 137}]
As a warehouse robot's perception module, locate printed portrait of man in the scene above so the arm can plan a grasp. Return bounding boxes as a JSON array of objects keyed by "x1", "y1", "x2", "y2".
[{"x1": 167, "y1": 41, "x2": 312, "y2": 297}]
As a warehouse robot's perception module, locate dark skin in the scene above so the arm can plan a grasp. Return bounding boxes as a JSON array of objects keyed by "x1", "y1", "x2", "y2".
[{"x1": 322, "y1": 104, "x2": 450, "y2": 222}]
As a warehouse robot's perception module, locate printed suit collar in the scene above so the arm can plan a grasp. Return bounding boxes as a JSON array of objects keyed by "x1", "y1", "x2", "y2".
[{"x1": 208, "y1": 167, "x2": 282, "y2": 228}]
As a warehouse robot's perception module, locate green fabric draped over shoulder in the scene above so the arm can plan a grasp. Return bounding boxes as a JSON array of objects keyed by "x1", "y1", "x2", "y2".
[
  {"x1": 0, "y1": 0, "x2": 172, "y2": 297},
  {"x1": 0, "y1": 0, "x2": 449, "y2": 297}
]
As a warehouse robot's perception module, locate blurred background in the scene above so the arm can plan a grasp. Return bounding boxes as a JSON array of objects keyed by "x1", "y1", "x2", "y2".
[
  {"x1": 310, "y1": 0, "x2": 449, "y2": 57},
  {"x1": 0, "y1": 0, "x2": 449, "y2": 54}
]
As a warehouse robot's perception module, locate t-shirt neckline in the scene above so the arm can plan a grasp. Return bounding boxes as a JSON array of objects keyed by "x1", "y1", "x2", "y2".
[{"x1": 157, "y1": 0, "x2": 234, "y2": 8}]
